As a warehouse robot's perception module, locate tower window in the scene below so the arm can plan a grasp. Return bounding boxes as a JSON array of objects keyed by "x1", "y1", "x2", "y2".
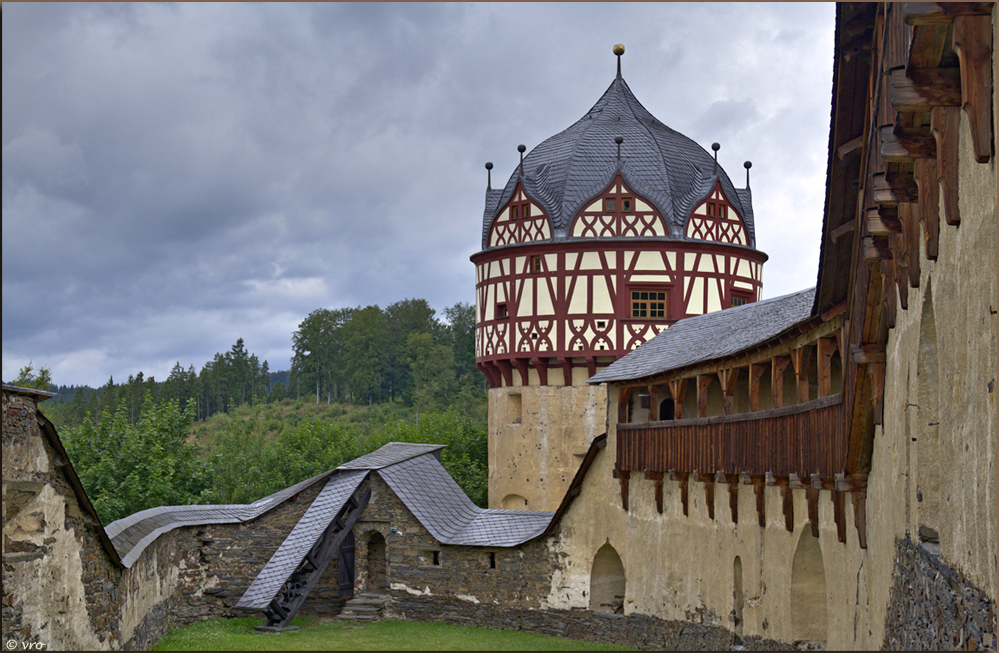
[
  {"x1": 523, "y1": 203, "x2": 531, "y2": 218},
  {"x1": 730, "y1": 290, "x2": 752, "y2": 307},
  {"x1": 630, "y1": 290, "x2": 668, "y2": 319},
  {"x1": 510, "y1": 205, "x2": 519, "y2": 220},
  {"x1": 622, "y1": 197, "x2": 633, "y2": 211},
  {"x1": 496, "y1": 302, "x2": 509, "y2": 319},
  {"x1": 604, "y1": 198, "x2": 616, "y2": 212},
  {"x1": 531, "y1": 255, "x2": 542, "y2": 273}
]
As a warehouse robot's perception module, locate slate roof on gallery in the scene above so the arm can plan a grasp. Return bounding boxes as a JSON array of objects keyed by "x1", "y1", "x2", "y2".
[
  {"x1": 481, "y1": 70, "x2": 756, "y2": 249},
  {"x1": 589, "y1": 287, "x2": 817, "y2": 384},
  {"x1": 105, "y1": 442, "x2": 553, "y2": 570}
]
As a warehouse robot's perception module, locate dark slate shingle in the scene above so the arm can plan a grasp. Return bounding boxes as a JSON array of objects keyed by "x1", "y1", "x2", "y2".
[
  {"x1": 482, "y1": 75, "x2": 756, "y2": 249},
  {"x1": 589, "y1": 287, "x2": 817, "y2": 383}
]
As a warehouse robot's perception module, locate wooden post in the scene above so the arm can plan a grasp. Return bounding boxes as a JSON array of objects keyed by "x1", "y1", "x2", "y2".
[
  {"x1": 749, "y1": 363, "x2": 767, "y2": 412},
  {"x1": 789, "y1": 347, "x2": 811, "y2": 404},
  {"x1": 817, "y1": 337, "x2": 838, "y2": 398},
  {"x1": 668, "y1": 378, "x2": 687, "y2": 420},
  {"x1": 771, "y1": 356, "x2": 790, "y2": 408},
  {"x1": 697, "y1": 374, "x2": 711, "y2": 418},
  {"x1": 648, "y1": 384, "x2": 660, "y2": 422},
  {"x1": 617, "y1": 386, "x2": 632, "y2": 425},
  {"x1": 717, "y1": 367, "x2": 739, "y2": 415}
]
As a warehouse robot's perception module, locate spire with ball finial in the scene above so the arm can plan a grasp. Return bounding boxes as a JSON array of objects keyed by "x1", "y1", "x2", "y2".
[
  {"x1": 613, "y1": 44, "x2": 625, "y2": 78},
  {"x1": 485, "y1": 161, "x2": 493, "y2": 190}
]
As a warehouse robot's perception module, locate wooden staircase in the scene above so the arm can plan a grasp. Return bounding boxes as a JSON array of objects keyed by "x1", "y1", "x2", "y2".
[{"x1": 335, "y1": 591, "x2": 391, "y2": 622}]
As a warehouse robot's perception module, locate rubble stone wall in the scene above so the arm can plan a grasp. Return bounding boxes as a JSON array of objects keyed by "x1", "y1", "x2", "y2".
[{"x1": 882, "y1": 535, "x2": 996, "y2": 651}]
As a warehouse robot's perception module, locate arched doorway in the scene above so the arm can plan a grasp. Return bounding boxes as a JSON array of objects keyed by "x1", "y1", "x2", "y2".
[
  {"x1": 790, "y1": 526, "x2": 827, "y2": 643},
  {"x1": 589, "y1": 543, "x2": 625, "y2": 614},
  {"x1": 366, "y1": 531, "x2": 387, "y2": 591},
  {"x1": 659, "y1": 398, "x2": 675, "y2": 420}
]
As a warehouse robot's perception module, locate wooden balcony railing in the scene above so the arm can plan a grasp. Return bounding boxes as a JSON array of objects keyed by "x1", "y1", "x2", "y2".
[{"x1": 616, "y1": 394, "x2": 846, "y2": 478}]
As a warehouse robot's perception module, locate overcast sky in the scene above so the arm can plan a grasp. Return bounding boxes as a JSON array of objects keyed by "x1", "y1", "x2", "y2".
[{"x1": 3, "y1": 2, "x2": 836, "y2": 388}]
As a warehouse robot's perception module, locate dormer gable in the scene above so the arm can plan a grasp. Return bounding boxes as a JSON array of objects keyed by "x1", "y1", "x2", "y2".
[
  {"x1": 684, "y1": 181, "x2": 749, "y2": 246},
  {"x1": 570, "y1": 174, "x2": 670, "y2": 239},
  {"x1": 487, "y1": 181, "x2": 552, "y2": 248}
]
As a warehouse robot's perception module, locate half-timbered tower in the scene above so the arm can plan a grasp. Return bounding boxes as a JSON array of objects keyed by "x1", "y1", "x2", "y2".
[{"x1": 473, "y1": 47, "x2": 768, "y2": 511}]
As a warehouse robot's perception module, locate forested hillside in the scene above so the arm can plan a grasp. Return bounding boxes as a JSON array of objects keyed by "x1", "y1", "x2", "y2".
[
  {"x1": 8, "y1": 298, "x2": 490, "y2": 524},
  {"x1": 30, "y1": 299, "x2": 482, "y2": 432}
]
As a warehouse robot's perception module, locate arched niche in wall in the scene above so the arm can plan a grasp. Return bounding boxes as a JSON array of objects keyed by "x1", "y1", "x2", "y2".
[
  {"x1": 916, "y1": 284, "x2": 940, "y2": 538},
  {"x1": 365, "y1": 531, "x2": 387, "y2": 590},
  {"x1": 733, "y1": 556, "x2": 744, "y2": 638},
  {"x1": 502, "y1": 494, "x2": 529, "y2": 510},
  {"x1": 589, "y1": 543, "x2": 626, "y2": 614},
  {"x1": 790, "y1": 525, "x2": 828, "y2": 643}
]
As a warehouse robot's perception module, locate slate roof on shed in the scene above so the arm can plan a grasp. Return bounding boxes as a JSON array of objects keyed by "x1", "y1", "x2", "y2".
[
  {"x1": 235, "y1": 443, "x2": 553, "y2": 611},
  {"x1": 481, "y1": 73, "x2": 755, "y2": 250},
  {"x1": 588, "y1": 287, "x2": 817, "y2": 384},
  {"x1": 378, "y1": 452, "x2": 552, "y2": 547},
  {"x1": 105, "y1": 470, "x2": 334, "y2": 568},
  {"x1": 235, "y1": 470, "x2": 368, "y2": 610}
]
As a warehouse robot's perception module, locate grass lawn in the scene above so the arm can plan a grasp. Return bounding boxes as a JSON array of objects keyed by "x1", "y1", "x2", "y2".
[{"x1": 153, "y1": 616, "x2": 632, "y2": 651}]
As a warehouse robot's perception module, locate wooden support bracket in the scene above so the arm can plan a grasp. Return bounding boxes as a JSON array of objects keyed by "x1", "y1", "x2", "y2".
[
  {"x1": 530, "y1": 357, "x2": 548, "y2": 386},
  {"x1": 833, "y1": 489, "x2": 847, "y2": 543},
  {"x1": 718, "y1": 367, "x2": 739, "y2": 415},
  {"x1": 789, "y1": 347, "x2": 811, "y2": 404},
  {"x1": 900, "y1": 202, "x2": 921, "y2": 288},
  {"x1": 852, "y1": 489, "x2": 868, "y2": 549},
  {"x1": 669, "y1": 470, "x2": 690, "y2": 517},
  {"x1": 694, "y1": 471, "x2": 715, "y2": 520},
  {"x1": 807, "y1": 488, "x2": 820, "y2": 537},
  {"x1": 914, "y1": 158, "x2": 940, "y2": 260},
  {"x1": 646, "y1": 471, "x2": 664, "y2": 514},
  {"x1": 817, "y1": 337, "x2": 838, "y2": 398},
  {"x1": 930, "y1": 105, "x2": 962, "y2": 225},
  {"x1": 617, "y1": 469, "x2": 630, "y2": 512},
  {"x1": 863, "y1": 235, "x2": 894, "y2": 260},
  {"x1": 953, "y1": 15, "x2": 994, "y2": 163},
  {"x1": 781, "y1": 485, "x2": 794, "y2": 533}
]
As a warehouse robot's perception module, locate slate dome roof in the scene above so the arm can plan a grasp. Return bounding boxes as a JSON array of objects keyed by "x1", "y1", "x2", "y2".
[{"x1": 481, "y1": 73, "x2": 756, "y2": 250}]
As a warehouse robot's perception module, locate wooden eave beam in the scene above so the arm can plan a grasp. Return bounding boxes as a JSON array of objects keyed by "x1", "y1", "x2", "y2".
[{"x1": 952, "y1": 14, "x2": 994, "y2": 163}]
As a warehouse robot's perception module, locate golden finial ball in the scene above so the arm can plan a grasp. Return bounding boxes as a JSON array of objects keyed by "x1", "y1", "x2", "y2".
[{"x1": 613, "y1": 44, "x2": 625, "y2": 56}]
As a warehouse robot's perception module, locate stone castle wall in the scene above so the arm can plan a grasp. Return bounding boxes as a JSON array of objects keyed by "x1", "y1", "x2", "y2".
[
  {"x1": 488, "y1": 383, "x2": 606, "y2": 512},
  {"x1": 2, "y1": 388, "x2": 341, "y2": 650}
]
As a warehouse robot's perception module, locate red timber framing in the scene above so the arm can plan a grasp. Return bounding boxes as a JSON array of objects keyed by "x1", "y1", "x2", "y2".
[
  {"x1": 473, "y1": 236, "x2": 767, "y2": 388},
  {"x1": 569, "y1": 174, "x2": 670, "y2": 239},
  {"x1": 684, "y1": 180, "x2": 750, "y2": 246}
]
